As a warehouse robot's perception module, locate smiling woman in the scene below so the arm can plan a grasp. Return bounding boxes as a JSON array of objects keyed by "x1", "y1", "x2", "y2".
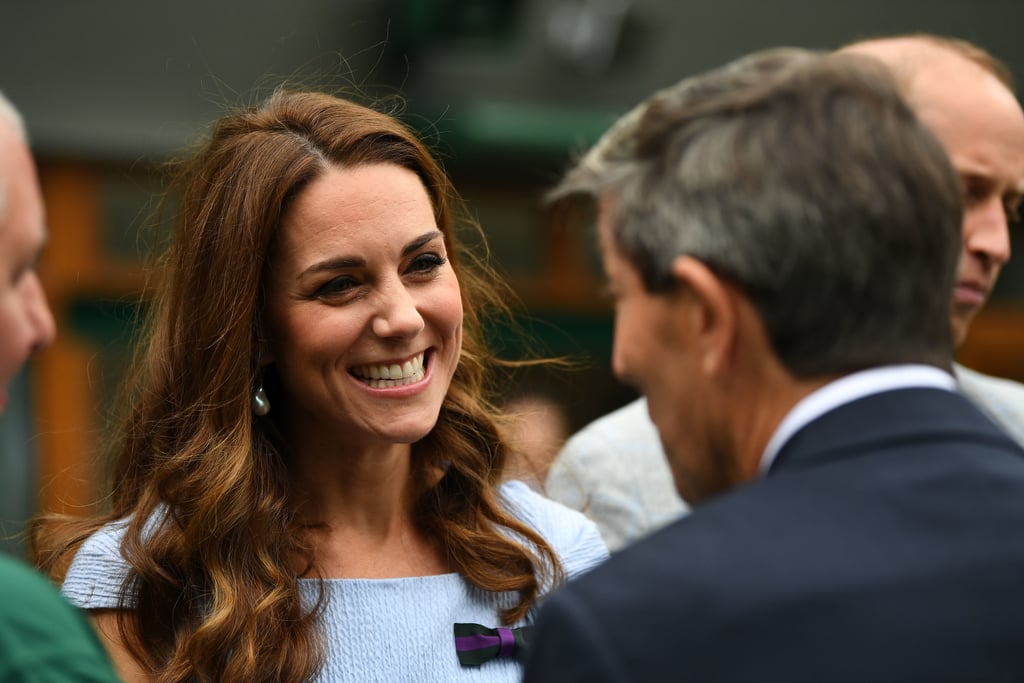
[
  {"x1": 29, "y1": 90, "x2": 607, "y2": 683},
  {"x1": 262, "y1": 164, "x2": 464, "y2": 450}
]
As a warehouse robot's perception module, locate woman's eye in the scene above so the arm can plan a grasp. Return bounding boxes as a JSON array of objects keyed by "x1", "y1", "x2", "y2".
[
  {"x1": 408, "y1": 253, "x2": 447, "y2": 274},
  {"x1": 313, "y1": 276, "x2": 359, "y2": 298}
]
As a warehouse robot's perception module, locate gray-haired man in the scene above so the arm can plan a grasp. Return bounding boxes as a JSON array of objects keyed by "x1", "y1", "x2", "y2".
[{"x1": 525, "y1": 48, "x2": 1024, "y2": 681}]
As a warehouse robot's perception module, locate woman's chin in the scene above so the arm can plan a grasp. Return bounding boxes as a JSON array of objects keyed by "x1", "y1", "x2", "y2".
[{"x1": 379, "y1": 417, "x2": 442, "y2": 445}]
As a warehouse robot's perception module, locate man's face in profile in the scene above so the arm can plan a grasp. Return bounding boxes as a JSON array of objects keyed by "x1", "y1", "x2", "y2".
[
  {"x1": 0, "y1": 122, "x2": 53, "y2": 415},
  {"x1": 912, "y1": 63, "x2": 1024, "y2": 347},
  {"x1": 840, "y1": 41, "x2": 1024, "y2": 348},
  {"x1": 597, "y1": 201, "x2": 732, "y2": 503}
]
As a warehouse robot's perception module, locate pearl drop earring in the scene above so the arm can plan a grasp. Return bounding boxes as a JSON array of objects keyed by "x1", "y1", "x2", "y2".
[{"x1": 252, "y1": 385, "x2": 270, "y2": 416}]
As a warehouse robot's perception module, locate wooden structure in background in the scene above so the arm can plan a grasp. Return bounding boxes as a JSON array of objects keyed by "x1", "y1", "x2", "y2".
[
  {"x1": 33, "y1": 163, "x2": 147, "y2": 515},
  {"x1": 27, "y1": 161, "x2": 1024, "y2": 518},
  {"x1": 27, "y1": 162, "x2": 617, "y2": 517},
  {"x1": 957, "y1": 304, "x2": 1024, "y2": 381}
]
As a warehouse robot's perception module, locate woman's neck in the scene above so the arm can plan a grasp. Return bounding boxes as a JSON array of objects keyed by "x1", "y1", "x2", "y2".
[{"x1": 287, "y1": 435, "x2": 450, "y2": 579}]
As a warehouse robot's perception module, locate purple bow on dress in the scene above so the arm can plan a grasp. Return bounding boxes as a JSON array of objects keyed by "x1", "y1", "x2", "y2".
[{"x1": 453, "y1": 622, "x2": 533, "y2": 667}]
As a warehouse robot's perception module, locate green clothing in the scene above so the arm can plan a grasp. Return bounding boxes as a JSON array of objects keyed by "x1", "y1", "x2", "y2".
[{"x1": 0, "y1": 553, "x2": 119, "y2": 682}]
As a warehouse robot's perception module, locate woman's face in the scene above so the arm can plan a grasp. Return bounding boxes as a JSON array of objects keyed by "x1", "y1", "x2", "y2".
[{"x1": 262, "y1": 162, "x2": 463, "y2": 448}]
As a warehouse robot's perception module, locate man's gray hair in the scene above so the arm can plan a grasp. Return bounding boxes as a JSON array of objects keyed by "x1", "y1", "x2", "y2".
[
  {"x1": 0, "y1": 90, "x2": 26, "y2": 140},
  {"x1": 0, "y1": 90, "x2": 28, "y2": 222},
  {"x1": 550, "y1": 47, "x2": 963, "y2": 376}
]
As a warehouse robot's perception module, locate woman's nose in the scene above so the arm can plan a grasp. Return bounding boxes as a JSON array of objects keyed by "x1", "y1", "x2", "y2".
[{"x1": 371, "y1": 282, "x2": 425, "y2": 339}]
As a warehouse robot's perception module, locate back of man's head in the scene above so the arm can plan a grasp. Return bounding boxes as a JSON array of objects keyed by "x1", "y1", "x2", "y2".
[{"x1": 551, "y1": 48, "x2": 963, "y2": 376}]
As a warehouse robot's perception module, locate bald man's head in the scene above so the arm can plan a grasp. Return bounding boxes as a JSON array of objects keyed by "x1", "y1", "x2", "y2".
[
  {"x1": 0, "y1": 92, "x2": 27, "y2": 221},
  {"x1": 0, "y1": 92, "x2": 55, "y2": 414},
  {"x1": 841, "y1": 35, "x2": 1014, "y2": 110},
  {"x1": 0, "y1": 92, "x2": 26, "y2": 139},
  {"x1": 841, "y1": 35, "x2": 1024, "y2": 348}
]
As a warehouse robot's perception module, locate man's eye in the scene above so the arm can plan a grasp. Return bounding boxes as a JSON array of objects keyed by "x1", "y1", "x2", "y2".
[
  {"x1": 963, "y1": 181, "x2": 988, "y2": 206},
  {"x1": 1005, "y1": 198, "x2": 1022, "y2": 224},
  {"x1": 408, "y1": 253, "x2": 446, "y2": 274}
]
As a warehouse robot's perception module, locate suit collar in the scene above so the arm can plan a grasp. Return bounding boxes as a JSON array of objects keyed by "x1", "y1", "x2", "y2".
[
  {"x1": 759, "y1": 365, "x2": 956, "y2": 474},
  {"x1": 767, "y1": 386, "x2": 1005, "y2": 474}
]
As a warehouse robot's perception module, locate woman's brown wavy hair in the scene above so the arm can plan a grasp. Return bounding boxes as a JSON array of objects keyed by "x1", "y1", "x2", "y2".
[{"x1": 30, "y1": 89, "x2": 563, "y2": 683}]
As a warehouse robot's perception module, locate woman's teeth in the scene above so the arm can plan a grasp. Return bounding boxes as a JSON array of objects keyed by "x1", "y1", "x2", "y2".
[{"x1": 352, "y1": 353, "x2": 426, "y2": 388}]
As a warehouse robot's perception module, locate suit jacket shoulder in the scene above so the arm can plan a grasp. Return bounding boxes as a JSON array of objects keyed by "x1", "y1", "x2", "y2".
[{"x1": 525, "y1": 388, "x2": 1024, "y2": 682}]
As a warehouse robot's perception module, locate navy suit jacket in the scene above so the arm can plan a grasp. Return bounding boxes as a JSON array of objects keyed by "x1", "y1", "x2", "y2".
[{"x1": 523, "y1": 388, "x2": 1024, "y2": 682}]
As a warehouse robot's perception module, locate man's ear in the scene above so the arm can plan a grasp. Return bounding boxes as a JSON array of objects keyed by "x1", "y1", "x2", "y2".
[{"x1": 670, "y1": 256, "x2": 737, "y2": 376}]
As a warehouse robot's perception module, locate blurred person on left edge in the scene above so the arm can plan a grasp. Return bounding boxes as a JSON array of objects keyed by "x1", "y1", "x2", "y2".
[
  {"x1": 0, "y1": 90, "x2": 119, "y2": 683},
  {"x1": 0, "y1": 92, "x2": 54, "y2": 414}
]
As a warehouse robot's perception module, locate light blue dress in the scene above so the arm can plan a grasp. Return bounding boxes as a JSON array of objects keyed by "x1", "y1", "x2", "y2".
[{"x1": 61, "y1": 480, "x2": 608, "y2": 682}]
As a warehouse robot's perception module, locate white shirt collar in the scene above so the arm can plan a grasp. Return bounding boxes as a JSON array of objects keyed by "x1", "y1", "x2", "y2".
[{"x1": 758, "y1": 364, "x2": 956, "y2": 474}]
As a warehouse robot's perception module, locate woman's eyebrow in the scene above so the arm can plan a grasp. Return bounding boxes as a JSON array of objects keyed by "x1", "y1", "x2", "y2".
[
  {"x1": 403, "y1": 230, "x2": 443, "y2": 257},
  {"x1": 297, "y1": 231, "x2": 442, "y2": 279},
  {"x1": 300, "y1": 256, "x2": 365, "y2": 278}
]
